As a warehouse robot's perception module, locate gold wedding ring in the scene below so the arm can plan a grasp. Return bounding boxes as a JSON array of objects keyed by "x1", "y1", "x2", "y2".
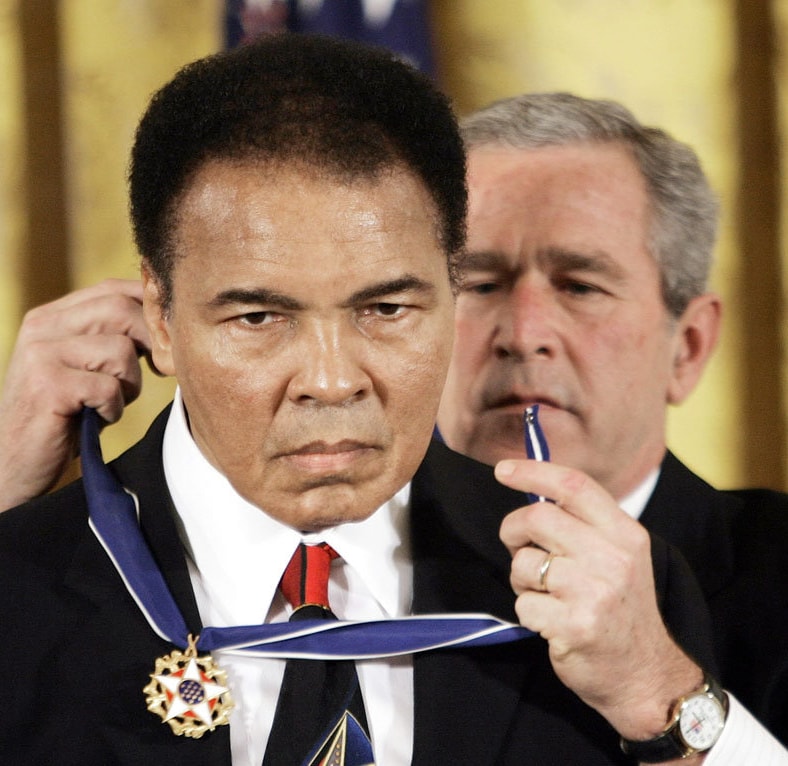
[{"x1": 537, "y1": 552, "x2": 557, "y2": 592}]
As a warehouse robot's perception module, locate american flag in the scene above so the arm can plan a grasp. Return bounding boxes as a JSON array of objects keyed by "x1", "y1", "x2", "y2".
[{"x1": 225, "y1": 0, "x2": 435, "y2": 75}]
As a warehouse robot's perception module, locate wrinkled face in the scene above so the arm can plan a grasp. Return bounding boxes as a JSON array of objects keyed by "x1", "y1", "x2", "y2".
[
  {"x1": 145, "y1": 160, "x2": 455, "y2": 531},
  {"x1": 437, "y1": 142, "x2": 684, "y2": 499}
]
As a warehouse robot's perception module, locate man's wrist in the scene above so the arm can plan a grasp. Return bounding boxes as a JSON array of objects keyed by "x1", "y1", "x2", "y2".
[
  {"x1": 620, "y1": 672, "x2": 728, "y2": 762},
  {"x1": 603, "y1": 651, "x2": 704, "y2": 742}
]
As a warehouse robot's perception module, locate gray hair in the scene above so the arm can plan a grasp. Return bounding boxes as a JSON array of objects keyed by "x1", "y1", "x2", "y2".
[{"x1": 460, "y1": 92, "x2": 718, "y2": 317}]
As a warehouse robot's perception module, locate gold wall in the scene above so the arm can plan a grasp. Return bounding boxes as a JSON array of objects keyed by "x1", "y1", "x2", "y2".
[
  {"x1": 0, "y1": 1, "x2": 25, "y2": 367},
  {"x1": 0, "y1": 0, "x2": 218, "y2": 464},
  {"x1": 1, "y1": 0, "x2": 786, "y2": 490}
]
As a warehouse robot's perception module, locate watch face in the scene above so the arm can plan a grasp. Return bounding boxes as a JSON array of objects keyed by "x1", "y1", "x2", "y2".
[{"x1": 679, "y1": 694, "x2": 726, "y2": 751}]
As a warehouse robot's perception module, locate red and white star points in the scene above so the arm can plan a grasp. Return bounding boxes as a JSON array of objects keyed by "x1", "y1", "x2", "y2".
[{"x1": 143, "y1": 639, "x2": 234, "y2": 738}]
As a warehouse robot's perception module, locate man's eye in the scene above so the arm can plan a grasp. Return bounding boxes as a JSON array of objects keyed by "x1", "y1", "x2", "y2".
[
  {"x1": 239, "y1": 311, "x2": 275, "y2": 326},
  {"x1": 468, "y1": 282, "x2": 500, "y2": 295},
  {"x1": 562, "y1": 281, "x2": 600, "y2": 296},
  {"x1": 372, "y1": 303, "x2": 404, "y2": 317},
  {"x1": 458, "y1": 275, "x2": 502, "y2": 295}
]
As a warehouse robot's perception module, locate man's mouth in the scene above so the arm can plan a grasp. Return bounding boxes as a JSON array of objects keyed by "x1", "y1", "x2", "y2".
[
  {"x1": 280, "y1": 440, "x2": 379, "y2": 473},
  {"x1": 485, "y1": 393, "x2": 562, "y2": 414}
]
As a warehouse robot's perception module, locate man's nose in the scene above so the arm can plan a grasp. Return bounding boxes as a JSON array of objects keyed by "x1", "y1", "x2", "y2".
[
  {"x1": 286, "y1": 323, "x2": 371, "y2": 405},
  {"x1": 493, "y1": 278, "x2": 557, "y2": 361}
]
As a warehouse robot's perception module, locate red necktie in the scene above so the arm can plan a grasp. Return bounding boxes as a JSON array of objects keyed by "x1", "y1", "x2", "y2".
[
  {"x1": 263, "y1": 543, "x2": 374, "y2": 766},
  {"x1": 279, "y1": 543, "x2": 338, "y2": 615}
]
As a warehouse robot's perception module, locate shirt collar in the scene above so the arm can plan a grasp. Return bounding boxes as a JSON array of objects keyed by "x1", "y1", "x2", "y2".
[
  {"x1": 618, "y1": 467, "x2": 660, "y2": 519},
  {"x1": 161, "y1": 388, "x2": 411, "y2": 626}
]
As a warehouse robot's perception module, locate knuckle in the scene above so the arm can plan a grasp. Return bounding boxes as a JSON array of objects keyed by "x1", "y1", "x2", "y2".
[
  {"x1": 509, "y1": 547, "x2": 530, "y2": 584},
  {"x1": 99, "y1": 290, "x2": 137, "y2": 318},
  {"x1": 108, "y1": 332, "x2": 139, "y2": 357},
  {"x1": 500, "y1": 505, "x2": 535, "y2": 546},
  {"x1": 91, "y1": 374, "x2": 125, "y2": 403},
  {"x1": 558, "y1": 466, "x2": 591, "y2": 498},
  {"x1": 18, "y1": 306, "x2": 53, "y2": 339},
  {"x1": 528, "y1": 501, "x2": 558, "y2": 529},
  {"x1": 98, "y1": 277, "x2": 121, "y2": 290}
]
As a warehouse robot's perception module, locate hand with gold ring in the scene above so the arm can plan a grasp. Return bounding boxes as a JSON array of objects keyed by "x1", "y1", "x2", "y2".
[{"x1": 495, "y1": 457, "x2": 705, "y2": 746}]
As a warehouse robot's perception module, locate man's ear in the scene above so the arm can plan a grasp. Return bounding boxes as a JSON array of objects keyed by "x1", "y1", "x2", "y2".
[
  {"x1": 141, "y1": 261, "x2": 176, "y2": 377},
  {"x1": 667, "y1": 293, "x2": 722, "y2": 405}
]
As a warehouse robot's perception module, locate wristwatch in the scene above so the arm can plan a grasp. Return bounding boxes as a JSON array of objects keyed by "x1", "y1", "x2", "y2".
[{"x1": 620, "y1": 672, "x2": 729, "y2": 762}]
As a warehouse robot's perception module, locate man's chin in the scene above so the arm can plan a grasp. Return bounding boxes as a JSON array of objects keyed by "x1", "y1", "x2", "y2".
[
  {"x1": 246, "y1": 477, "x2": 392, "y2": 532},
  {"x1": 274, "y1": 501, "x2": 378, "y2": 533}
]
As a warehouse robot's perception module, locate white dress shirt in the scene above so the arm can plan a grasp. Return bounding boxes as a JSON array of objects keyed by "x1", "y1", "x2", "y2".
[{"x1": 162, "y1": 389, "x2": 413, "y2": 766}]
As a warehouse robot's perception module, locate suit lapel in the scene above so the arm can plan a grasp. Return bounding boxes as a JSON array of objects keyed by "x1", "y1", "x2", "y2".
[
  {"x1": 61, "y1": 406, "x2": 197, "y2": 629},
  {"x1": 109, "y1": 405, "x2": 204, "y2": 635},
  {"x1": 409, "y1": 440, "x2": 539, "y2": 763},
  {"x1": 640, "y1": 452, "x2": 735, "y2": 598},
  {"x1": 60, "y1": 407, "x2": 232, "y2": 763}
]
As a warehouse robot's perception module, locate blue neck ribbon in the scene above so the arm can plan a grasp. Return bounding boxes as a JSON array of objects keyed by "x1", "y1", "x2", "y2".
[{"x1": 81, "y1": 407, "x2": 534, "y2": 659}]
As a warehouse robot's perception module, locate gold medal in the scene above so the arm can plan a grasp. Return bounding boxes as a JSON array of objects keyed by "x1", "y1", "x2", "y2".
[{"x1": 143, "y1": 634, "x2": 234, "y2": 738}]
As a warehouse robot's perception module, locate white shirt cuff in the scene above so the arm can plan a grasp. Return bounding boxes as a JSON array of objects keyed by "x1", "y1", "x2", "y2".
[{"x1": 702, "y1": 693, "x2": 788, "y2": 765}]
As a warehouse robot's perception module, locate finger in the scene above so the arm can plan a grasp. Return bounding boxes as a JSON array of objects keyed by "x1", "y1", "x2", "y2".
[
  {"x1": 19, "y1": 284, "x2": 149, "y2": 350},
  {"x1": 495, "y1": 459, "x2": 624, "y2": 531},
  {"x1": 510, "y1": 545, "x2": 565, "y2": 596},
  {"x1": 31, "y1": 365, "x2": 130, "y2": 425},
  {"x1": 512, "y1": 588, "x2": 616, "y2": 658},
  {"x1": 511, "y1": 548, "x2": 643, "y2": 647},
  {"x1": 502, "y1": 500, "x2": 649, "y2": 600},
  {"x1": 62, "y1": 367, "x2": 129, "y2": 424},
  {"x1": 28, "y1": 278, "x2": 143, "y2": 313},
  {"x1": 512, "y1": 589, "x2": 568, "y2": 639},
  {"x1": 500, "y1": 500, "x2": 586, "y2": 557},
  {"x1": 499, "y1": 504, "x2": 537, "y2": 553},
  {"x1": 4, "y1": 354, "x2": 128, "y2": 436},
  {"x1": 22, "y1": 335, "x2": 144, "y2": 414},
  {"x1": 73, "y1": 339, "x2": 144, "y2": 409}
]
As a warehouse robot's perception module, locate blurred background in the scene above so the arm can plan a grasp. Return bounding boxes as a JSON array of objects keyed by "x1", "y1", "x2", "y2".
[{"x1": 1, "y1": 0, "x2": 787, "y2": 491}]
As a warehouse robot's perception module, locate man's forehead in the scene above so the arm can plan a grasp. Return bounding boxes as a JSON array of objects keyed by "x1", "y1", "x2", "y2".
[
  {"x1": 166, "y1": 159, "x2": 448, "y2": 288},
  {"x1": 466, "y1": 142, "x2": 650, "y2": 246},
  {"x1": 467, "y1": 141, "x2": 647, "y2": 205},
  {"x1": 173, "y1": 157, "x2": 440, "y2": 230}
]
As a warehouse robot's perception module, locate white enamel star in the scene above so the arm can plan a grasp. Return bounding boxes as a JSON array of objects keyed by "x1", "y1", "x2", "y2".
[{"x1": 153, "y1": 657, "x2": 230, "y2": 726}]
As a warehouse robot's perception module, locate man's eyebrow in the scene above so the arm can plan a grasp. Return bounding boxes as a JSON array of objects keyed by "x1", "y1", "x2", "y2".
[
  {"x1": 458, "y1": 247, "x2": 628, "y2": 285},
  {"x1": 207, "y1": 288, "x2": 304, "y2": 311},
  {"x1": 344, "y1": 275, "x2": 436, "y2": 305},
  {"x1": 539, "y1": 247, "x2": 627, "y2": 281},
  {"x1": 457, "y1": 250, "x2": 511, "y2": 273}
]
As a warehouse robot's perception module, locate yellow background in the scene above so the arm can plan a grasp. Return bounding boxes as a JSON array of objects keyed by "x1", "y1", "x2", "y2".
[{"x1": 1, "y1": 0, "x2": 786, "y2": 490}]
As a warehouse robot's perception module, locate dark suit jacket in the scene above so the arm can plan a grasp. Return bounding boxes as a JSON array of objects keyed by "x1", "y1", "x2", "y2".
[
  {"x1": 0, "y1": 410, "x2": 715, "y2": 765},
  {"x1": 641, "y1": 452, "x2": 788, "y2": 744}
]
